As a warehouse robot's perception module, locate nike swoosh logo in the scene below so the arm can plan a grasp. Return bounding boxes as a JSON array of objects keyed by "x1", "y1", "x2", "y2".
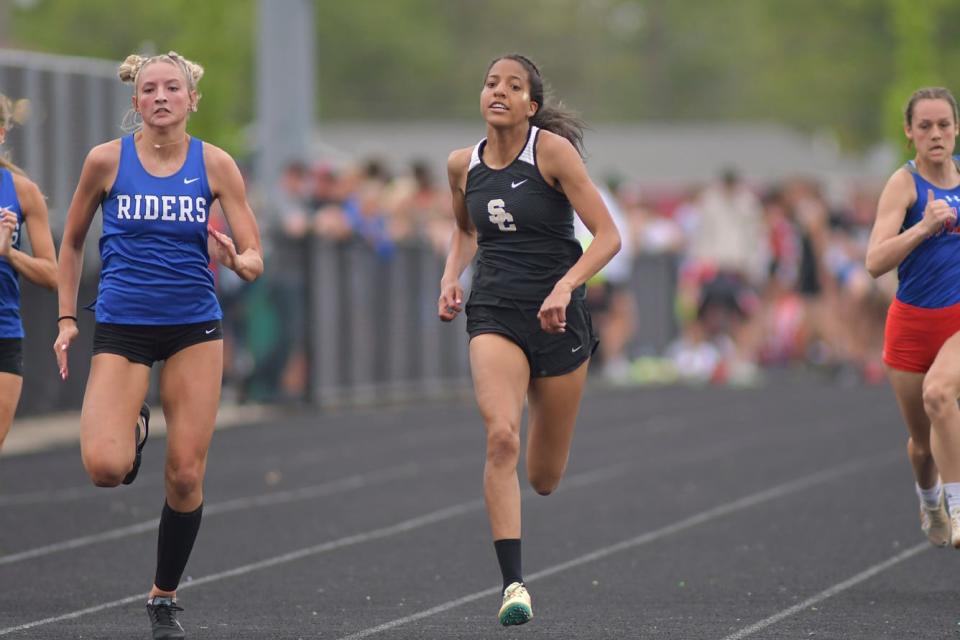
[
  {"x1": 184, "y1": 177, "x2": 200, "y2": 184},
  {"x1": 511, "y1": 180, "x2": 528, "y2": 189},
  {"x1": 205, "y1": 327, "x2": 217, "y2": 334},
  {"x1": 571, "y1": 345, "x2": 583, "y2": 353}
]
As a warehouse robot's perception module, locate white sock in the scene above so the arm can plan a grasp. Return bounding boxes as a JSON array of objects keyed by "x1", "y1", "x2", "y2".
[
  {"x1": 916, "y1": 481, "x2": 943, "y2": 508},
  {"x1": 942, "y1": 482, "x2": 960, "y2": 513}
]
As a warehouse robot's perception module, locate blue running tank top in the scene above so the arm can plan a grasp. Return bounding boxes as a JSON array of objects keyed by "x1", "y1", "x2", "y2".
[
  {"x1": 0, "y1": 169, "x2": 23, "y2": 338},
  {"x1": 896, "y1": 156, "x2": 960, "y2": 308},
  {"x1": 97, "y1": 135, "x2": 221, "y2": 324}
]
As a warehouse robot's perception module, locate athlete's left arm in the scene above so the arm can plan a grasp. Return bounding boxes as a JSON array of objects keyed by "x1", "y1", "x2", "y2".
[
  {"x1": 3, "y1": 173, "x2": 56, "y2": 290},
  {"x1": 205, "y1": 145, "x2": 264, "y2": 282},
  {"x1": 536, "y1": 132, "x2": 621, "y2": 333}
]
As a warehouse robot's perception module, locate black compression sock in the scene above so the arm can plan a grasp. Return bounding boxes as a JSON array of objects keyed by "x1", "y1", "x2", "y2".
[
  {"x1": 494, "y1": 538, "x2": 523, "y2": 593},
  {"x1": 154, "y1": 501, "x2": 203, "y2": 592}
]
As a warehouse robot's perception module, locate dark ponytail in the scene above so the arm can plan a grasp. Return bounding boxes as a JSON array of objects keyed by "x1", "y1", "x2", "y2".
[{"x1": 486, "y1": 54, "x2": 586, "y2": 157}]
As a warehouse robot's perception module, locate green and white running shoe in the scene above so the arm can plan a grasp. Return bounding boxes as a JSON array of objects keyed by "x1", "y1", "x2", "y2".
[{"x1": 498, "y1": 582, "x2": 532, "y2": 626}]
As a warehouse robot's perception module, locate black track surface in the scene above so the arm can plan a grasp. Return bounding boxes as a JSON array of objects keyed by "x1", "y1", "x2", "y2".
[{"x1": 1, "y1": 375, "x2": 955, "y2": 639}]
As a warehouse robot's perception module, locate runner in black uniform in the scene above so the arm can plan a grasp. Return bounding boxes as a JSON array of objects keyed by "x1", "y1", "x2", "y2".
[{"x1": 439, "y1": 54, "x2": 620, "y2": 626}]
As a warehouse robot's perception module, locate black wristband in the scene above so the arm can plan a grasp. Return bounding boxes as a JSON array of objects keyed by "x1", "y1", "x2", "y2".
[{"x1": 57, "y1": 315, "x2": 78, "y2": 324}]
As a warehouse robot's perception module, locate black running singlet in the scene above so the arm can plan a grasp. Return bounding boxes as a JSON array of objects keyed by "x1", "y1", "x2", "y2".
[{"x1": 464, "y1": 126, "x2": 584, "y2": 305}]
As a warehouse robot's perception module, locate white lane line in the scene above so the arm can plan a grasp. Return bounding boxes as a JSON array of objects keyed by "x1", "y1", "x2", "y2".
[
  {"x1": 0, "y1": 393, "x2": 854, "y2": 506},
  {"x1": 0, "y1": 485, "x2": 116, "y2": 507},
  {"x1": 334, "y1": 451, "x2": 899, "y2": 640},
  {"x1": 0, "y1": 411, "x2": 747, "y2": 566},
  {"x1": 0, "y1": 460, "x2": 449, "y2": 567},
  {"x1": 0, "y1": 592, "x2": 152, "y2": 637},
  {"x1": 0, "y1": 464, "x2": 629, "y2": 637},
  {"x1": 0, "y1": 426, "x2": 760, "y2": 568},
  {"x1": 0, "y1": 413, "x2": 661, "y2": 506},
  {"x1": 719, "y1": 542, "x2": 929, "y2": 640}
]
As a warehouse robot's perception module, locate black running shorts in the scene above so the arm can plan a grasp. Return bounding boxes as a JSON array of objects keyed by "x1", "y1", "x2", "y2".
[
  {"x1": 466, "y1": 298, "x2": 598, "y2": 378},
  {"x1": 0, "y1": 338, "x2": 23, "y2": 376},
  {"x1": 93, "y1": 321, "x2": 223, "y2": 366}
]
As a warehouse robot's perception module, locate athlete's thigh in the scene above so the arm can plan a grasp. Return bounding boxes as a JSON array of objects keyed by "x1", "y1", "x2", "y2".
[
  {"x1": 159, "y1": 340, "x2": 223, "y2": 461},
  {"x1": 80, "y1": 353, "x2": 152, "y2": 454},
  {"x1": 886, "y1": 366, "x2": 929, "y2": 442},
  {"x1": 469, "y1": 333, "x2": 530, "y2": 432},
  {"x1": 926, "y1": 331, "x2": 960, "y2": 394},
  {"x1": 0, "y1": 373, "x2": 22, "y2": 446},
  {"x1": 526, "y1": 358, "x2": 589, "y2": 467}
]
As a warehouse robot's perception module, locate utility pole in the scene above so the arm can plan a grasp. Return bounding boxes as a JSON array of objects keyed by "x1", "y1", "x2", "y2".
[
  {"x1": 255, "y1": 0, "x2": 316, "y2": 202},
  {"x1": 0, "y1": 0, "x2": 11, "y2": 47}
]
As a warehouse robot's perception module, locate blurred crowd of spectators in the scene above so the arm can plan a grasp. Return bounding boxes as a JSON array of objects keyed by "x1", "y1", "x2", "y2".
[
  {"x1": 215, "y1": 157, "x2": 454, "y2": 402},
  {"x1": 624, "y1": 168, "x2": 890, "y2": 387},
  {"x1": 217, "y1": 156, "x2": 891, "y2": 402}
]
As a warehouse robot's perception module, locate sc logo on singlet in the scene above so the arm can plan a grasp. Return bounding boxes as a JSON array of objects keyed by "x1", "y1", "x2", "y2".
[{"x1": 487, "y1": 199, "x2": 517, "y2": 232}]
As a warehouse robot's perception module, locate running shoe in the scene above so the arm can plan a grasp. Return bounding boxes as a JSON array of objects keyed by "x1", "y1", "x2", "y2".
[
  {"x1": 146, "y1": 596, "x2": 185, "y2": 639},
  {"x1": 950, "y1": 506, "x2": 960, "y2": 550},
  {"x1": 920, "y1": 490, "x2": 950, "y2": 547},
  {"x1": 498, "y1": 582, "x2": 532, "y2": 626},
  {"x1": 122, "y1": 402, "x2": 150, "y2": 485}
]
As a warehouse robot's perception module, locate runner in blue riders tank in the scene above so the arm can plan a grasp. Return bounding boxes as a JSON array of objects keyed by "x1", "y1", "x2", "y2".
[
  {"x1": 54, "y1": 51, "x2": 263, "y2": 640},
  {"x1": 0, "y1": 92, "x2": 57, "y2": 452}
]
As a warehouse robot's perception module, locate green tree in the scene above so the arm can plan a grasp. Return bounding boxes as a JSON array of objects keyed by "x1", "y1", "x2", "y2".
[
  {"x1": 884, "y1": 0, "x2": 940, "y2": 159},
  {"x1": 9, "y1": 0, "x2": 254, "y2": 154},
  {"x1": 10, "y1": 0, "x2": 960, "y2": 154}
]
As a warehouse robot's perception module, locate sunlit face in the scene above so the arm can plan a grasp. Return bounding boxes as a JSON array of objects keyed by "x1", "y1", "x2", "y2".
[
  {"x1": 480, "y1": 58, "x2": 538, "y2": 127},
  {"x1": 133, "y1": 60, "x2": 196, "y2": 129},
  {"x1": 906, "y1": 98, "x2": 958, "y2": 162}
]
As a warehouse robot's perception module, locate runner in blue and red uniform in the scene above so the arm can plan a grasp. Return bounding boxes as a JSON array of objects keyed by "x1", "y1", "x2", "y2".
[{"x1": 867, "y1": 87, "x2": 960, "y2": 550}]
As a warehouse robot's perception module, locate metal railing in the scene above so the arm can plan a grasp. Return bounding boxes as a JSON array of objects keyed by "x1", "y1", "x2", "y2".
[
  {"x1": 15, "y1": 235, "x2": 679, "y2": 415},
  {"x1": 0, "y1": 49, "x2": 128, "y2": 231}
]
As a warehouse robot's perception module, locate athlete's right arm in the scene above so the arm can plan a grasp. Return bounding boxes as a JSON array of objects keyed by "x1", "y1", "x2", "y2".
[
  {"x1": 54, "y1": 141, "x2": 118, "y2": 379},
  {"x1": 865, "y1": 168, "x2": 954, "y2": 278},
  {"x1": 438, "y1": 147, "x2": 477, "y2": 322}
]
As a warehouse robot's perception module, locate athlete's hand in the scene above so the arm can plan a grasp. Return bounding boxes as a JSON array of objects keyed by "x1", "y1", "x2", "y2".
[
  {"x1": 0, "y1": 209, "x2": 16, "y2": 257},
  {"x1": 438, "y1": 279, "x2": 463, "y2": 321},
  {"x1": 921, "y1": 189, "x2": 957, "y2": 236},
  {"x1": 538, "y1": 284, "x2": 572, "y2": 334},
  {"x1": 208, "y1": 226, "x2": 239, "y2": 271},
  {"x1": 54, "y1": 320, "x2": 79, "y2": 380}
]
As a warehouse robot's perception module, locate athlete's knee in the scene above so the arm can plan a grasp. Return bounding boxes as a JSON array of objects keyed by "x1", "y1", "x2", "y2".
[
  {"x1": 83, "y1": 454, "x2": 129, "y2": 487},
  {"x1": 922, "y1": 378, "x2": 956, "y2": 418},
  {"x1": 908, "y1": 436, "x2": 932, "y2": 461},
  {"x1": 165, "y1": 462, "x2": 204, "y2": 500},
  {"x1": 527, "y1": 456, "x2": 566, "y2": 495},
  {"x1": 485, "y1": 425, "x2": 520, "y2": 467},
  {"x1": 528, "y1": 471, "x2": 560, "y2": 496}
]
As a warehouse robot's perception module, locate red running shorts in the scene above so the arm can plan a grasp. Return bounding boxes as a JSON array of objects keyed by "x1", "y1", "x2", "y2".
[{"x1": 883, "y1": 297, "x2": 960, "y2": 373}]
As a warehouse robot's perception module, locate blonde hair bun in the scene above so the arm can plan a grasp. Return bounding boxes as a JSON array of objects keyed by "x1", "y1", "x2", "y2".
[
  {"x1": 118, "y1": 54, "x2": 148, "y2": 84},
  {"x1": 0, "y1": 94, "x2": 30, "y2": 129}
]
